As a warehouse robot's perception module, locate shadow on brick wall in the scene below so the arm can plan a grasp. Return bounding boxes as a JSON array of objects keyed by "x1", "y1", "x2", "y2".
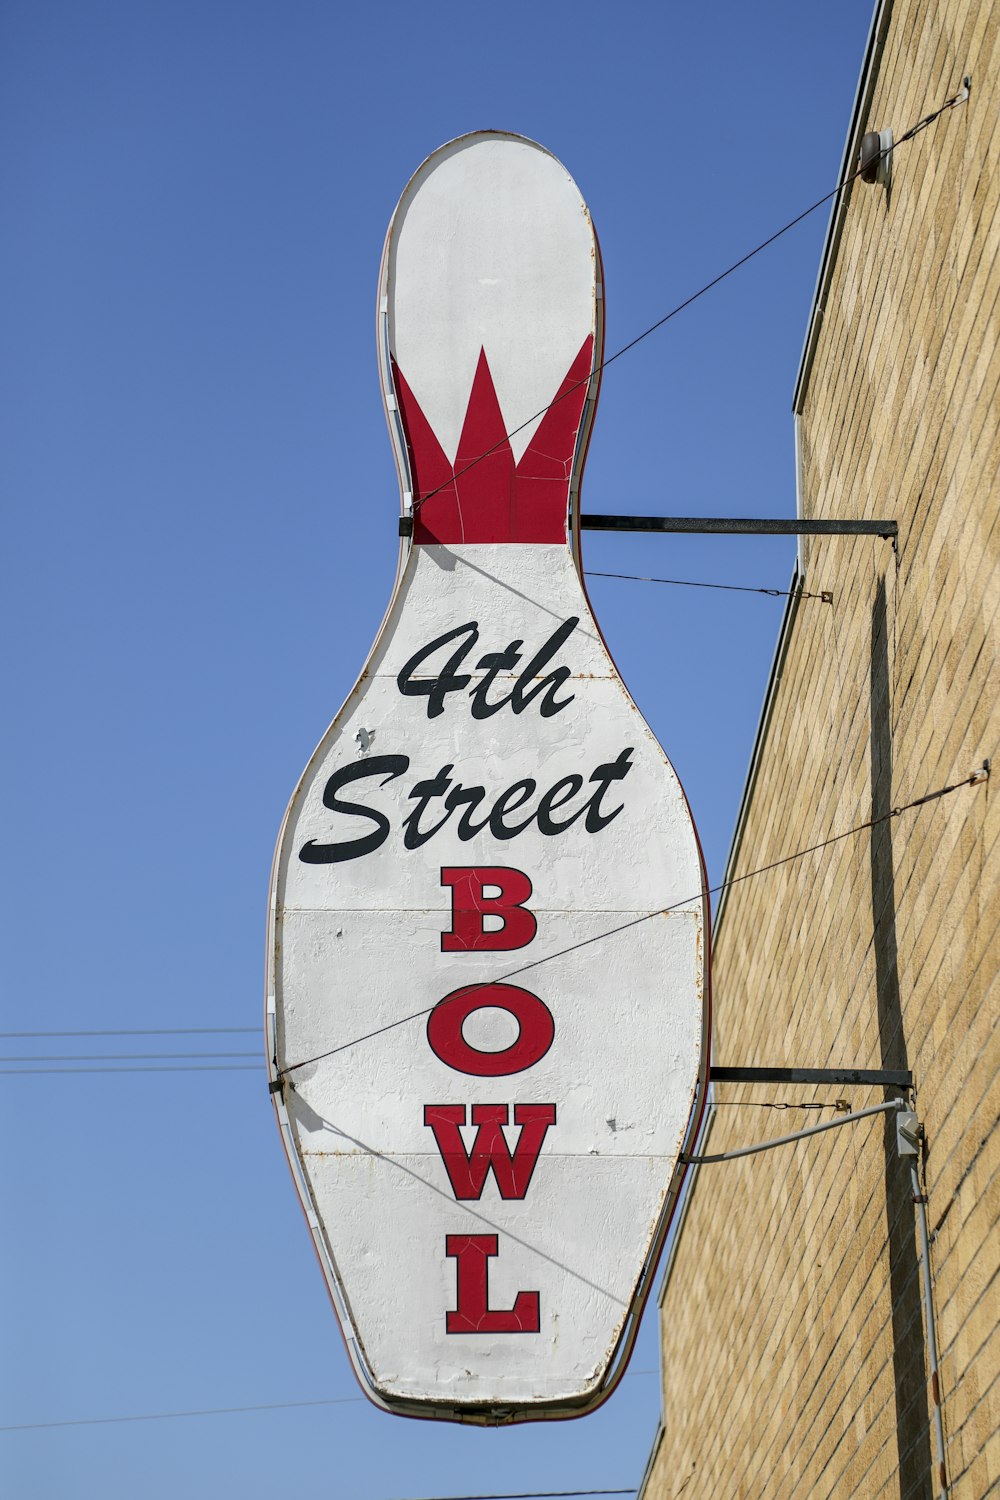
[{"x1": 870, "y1": 577, "x2": 933, "y2": 1499}]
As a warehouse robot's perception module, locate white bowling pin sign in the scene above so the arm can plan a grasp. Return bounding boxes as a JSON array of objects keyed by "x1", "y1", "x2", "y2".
[{"x1": 267, "y1": 131, "x2": 709, "y2": 1424}]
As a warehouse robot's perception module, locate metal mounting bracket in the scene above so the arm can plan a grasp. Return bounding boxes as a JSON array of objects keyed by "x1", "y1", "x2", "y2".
[
  {"x1": 398, "y1": 515, "x2": 898, "y2": 539},
  {"x1": 709, "y1": 1065, "x2": 912, "y2": 1088},
  {"x1": 579, "y1": 515, "x2": 898, "y2": 539}
]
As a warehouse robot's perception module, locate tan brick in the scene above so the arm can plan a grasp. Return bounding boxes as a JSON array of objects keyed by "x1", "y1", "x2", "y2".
[{"x1": 641, "y1": 3, "x2": 998, "y2": 1496}]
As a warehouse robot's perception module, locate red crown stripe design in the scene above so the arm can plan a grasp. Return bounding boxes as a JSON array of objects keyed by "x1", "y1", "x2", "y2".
[{"x1": 393, "y1": 336, "x2": 594, "y2": 544}]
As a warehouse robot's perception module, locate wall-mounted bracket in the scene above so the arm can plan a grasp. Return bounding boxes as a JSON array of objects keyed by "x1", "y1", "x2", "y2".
[
  {"x1": 399, "y1": 514, "x2": 898, "y2": 539},
  {"x1": 709, "y1": 1065, "x2": 912, "y2": 1088},
  {"x1": 579, "y1": 515, "x2": 898, "y2": 539}
]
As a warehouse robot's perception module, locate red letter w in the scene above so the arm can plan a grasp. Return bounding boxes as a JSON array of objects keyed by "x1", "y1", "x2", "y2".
[{"x1": 424, "y1": 1104, "x2": 556, "y2": 1200}]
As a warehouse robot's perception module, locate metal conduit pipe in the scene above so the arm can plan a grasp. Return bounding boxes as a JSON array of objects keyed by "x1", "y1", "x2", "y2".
[
  {"x1": 911, "y1": 1158, "x2": 949, "y2": 1499},
  {"x1": 679, "y1": 1098, "x2": 903, "y2": 1163},
  {"x1": 685, "y1": 1095, "x2": 949, "y2": 1498}
]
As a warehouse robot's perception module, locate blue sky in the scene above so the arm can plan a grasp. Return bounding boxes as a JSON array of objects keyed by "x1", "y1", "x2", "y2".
[{"x1": 2, "y1": 2, "x2": 876, "y2": 1495}]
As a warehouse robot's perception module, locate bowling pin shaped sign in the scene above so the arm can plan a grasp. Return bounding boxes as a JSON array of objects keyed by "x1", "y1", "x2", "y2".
[{"x1": 267, "y1": 132, "x2": 709, "y2": 1424}]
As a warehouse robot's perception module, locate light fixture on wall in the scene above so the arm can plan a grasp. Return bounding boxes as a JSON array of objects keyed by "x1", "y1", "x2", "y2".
[{"x1": 859, "y1": 128, "x2": 893, "y2": 188}]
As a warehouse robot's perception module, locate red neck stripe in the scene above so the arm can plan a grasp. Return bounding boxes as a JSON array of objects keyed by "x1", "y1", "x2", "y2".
[{"x1": 393, "y1": 338, "x2": 594, "y2": 544}]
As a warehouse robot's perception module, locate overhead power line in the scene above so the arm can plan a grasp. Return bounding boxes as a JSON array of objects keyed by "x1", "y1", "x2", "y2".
[
  {"x1": 0, "y1": 1396, "x2": 364, "y2": 1432},
  {"x1": 0, "y1": 1374, "x2": 659, "y2": 1433},
  {"x1": 0, "y1": 1028, "x2": 258, "y2": 1039},
  {"x1": 0, "y1": 1064, "x2": 263, "y2": 1076},
  {"x1": 0, "y1": 1053, "x2": 260, "y2": 1062},
  {"x1": 411, "y1": 84, "x2": 970, "y2": 517},
  {"x1": 278, "y1": 765, "x2": 987, "y2": 1081}
]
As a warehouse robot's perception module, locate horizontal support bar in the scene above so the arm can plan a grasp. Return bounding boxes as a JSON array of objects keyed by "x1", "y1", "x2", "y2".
[
  {"x1": 710, "y1": 1066, "x2": 912, "y2": 1088},
  {"x1": 580, "y1": 515, "x2": 898, "y2": 538},
  {"x1": 397, "y1": 515, "x2": 897, "y2": 538}
]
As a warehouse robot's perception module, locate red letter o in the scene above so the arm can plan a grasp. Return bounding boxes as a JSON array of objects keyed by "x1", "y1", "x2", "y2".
[{"x1": 426, "y1": 984, "x2": 554, "y2": 1077}]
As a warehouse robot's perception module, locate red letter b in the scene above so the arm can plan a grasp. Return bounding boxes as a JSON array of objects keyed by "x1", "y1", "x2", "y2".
[{"x1": 441, "y1": 867, "x2": 537, "y2": 952}]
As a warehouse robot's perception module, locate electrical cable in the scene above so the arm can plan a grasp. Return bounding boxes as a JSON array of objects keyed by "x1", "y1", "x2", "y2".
[
  {"x1": 0, "y1": 1396, "x2": 365, "y2": 1432},
  {"x1": 0, "y1": 1377, "x2": 660, "y2": 1433},
  {"x1": 409, "y1": 85, "x2": 969, "y2": 517},
  {"x1": 381, "y1": 1492, "x2": 636, "y2": 1500},
  {"x1": 585, "y1": 570, "x2": 832, "y2": 601},
  {"x1": 0, "y1": 1052, "x2": 260, "y2": 1062},
  {"x1": 0, "y1": 1064, "x2": 263, "y2": 1076},
  {"x1": 0, "y1": 1028, "x2": 258, "y2": 1038},
  {"x1": 277, "y1": 765, "x2": 986, "y2": 1080}
]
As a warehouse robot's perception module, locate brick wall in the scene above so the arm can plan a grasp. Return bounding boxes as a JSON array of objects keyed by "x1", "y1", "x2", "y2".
[{"x1": 641, "y1": 3, "x2": 998, "y2": 1496}]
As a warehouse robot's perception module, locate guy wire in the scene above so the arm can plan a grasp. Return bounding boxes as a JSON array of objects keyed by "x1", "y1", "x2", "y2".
[
  {"x1": 277, "y1": 765, "x2": 986, "y2": 1081},
  {"x1": 409, "y1": 86, "x2": 969, "y2": 518}
]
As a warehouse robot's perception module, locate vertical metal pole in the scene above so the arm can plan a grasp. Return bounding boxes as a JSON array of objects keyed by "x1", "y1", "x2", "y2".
[{"x1": 910, "y1": 1159, "x2": 948, "y2": 1497}]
